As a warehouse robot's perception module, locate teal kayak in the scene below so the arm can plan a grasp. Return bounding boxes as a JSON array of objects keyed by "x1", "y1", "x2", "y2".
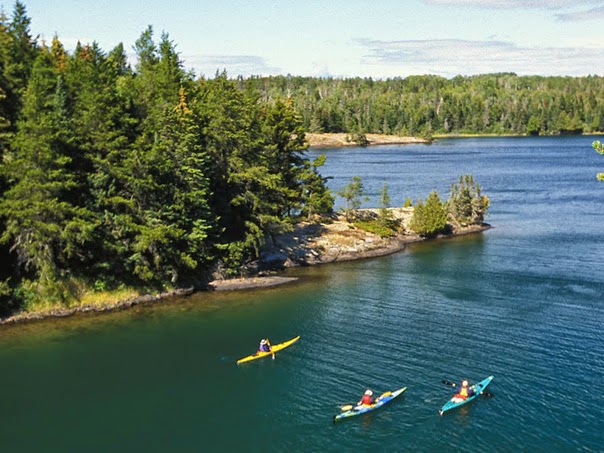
[
  {"x1": 439, "y1": 375, "x2": 493, "y2": 415},
  {"x1": 334, "y1": 387, "x2": 407, "y2": 422}
]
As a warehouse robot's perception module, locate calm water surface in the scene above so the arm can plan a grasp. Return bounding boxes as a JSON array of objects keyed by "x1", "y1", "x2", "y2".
[{"x1": 1, "y1": 136, "x2": 603, "y2": 452}]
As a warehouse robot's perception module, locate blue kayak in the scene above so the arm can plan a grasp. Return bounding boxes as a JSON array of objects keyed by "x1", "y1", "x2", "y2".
[
  {"x1": 439, "y1": 375, "x2": 493, "y2": 415},
  {"x1": 334, "y1": 387, "x2": 407, "y2": 422}
]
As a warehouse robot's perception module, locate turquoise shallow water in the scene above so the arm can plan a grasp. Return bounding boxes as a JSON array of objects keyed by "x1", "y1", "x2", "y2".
[{"x1": 1, "y1": 136, "x2": 603, "y2": 452}]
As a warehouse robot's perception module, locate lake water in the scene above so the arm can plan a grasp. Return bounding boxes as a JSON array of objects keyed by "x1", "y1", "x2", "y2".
[{"x1": 1, "y1": 136, "x2": 603, "y2": 452}]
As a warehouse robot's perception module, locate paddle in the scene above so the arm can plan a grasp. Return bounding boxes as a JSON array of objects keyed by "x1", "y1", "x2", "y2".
[
  {"x1": 267, "y1": 340, "x2": 275, "y2": 360},
  {"x1": 442, "y1": 379, "x2": 494, "y2": 397}
]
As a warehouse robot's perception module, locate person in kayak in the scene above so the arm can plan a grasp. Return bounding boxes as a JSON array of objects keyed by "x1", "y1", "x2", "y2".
[
  {"x1": 452, "y1": 380, "x2": 475, "y2": 401},
  {"x1": 258, "y1": 339, "x2": 272, "y2": 353},
  {"x1": 358, "y1": 390, "x2": 374, "y2": 406}
]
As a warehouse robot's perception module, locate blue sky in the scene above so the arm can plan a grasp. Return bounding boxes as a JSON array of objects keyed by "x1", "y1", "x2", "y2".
[{"x1": 2, "y1": 0, "x2": 604, "y2": 78}]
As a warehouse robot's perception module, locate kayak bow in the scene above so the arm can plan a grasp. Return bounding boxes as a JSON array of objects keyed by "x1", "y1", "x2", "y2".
[
  {"x1": 334, "y1": 387, "x2": 407, "y2": 422},
  {"x1": 439, "y1": 375, "x2": 493, "y2": 415},
  {"x1": 236, "y1": 336, "x2": 300, "y2": 364}
]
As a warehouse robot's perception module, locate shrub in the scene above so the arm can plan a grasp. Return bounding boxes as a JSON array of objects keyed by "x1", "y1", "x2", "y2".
[
  {"x1": 448, "y1": 174, "x2": 490, "y2": 225},
  {"x1": 410, "y1": 191, "x2": 448, "y2": 237},
  {"x1": 354, "y1": 219, "x2": 398, "y2": 238}
]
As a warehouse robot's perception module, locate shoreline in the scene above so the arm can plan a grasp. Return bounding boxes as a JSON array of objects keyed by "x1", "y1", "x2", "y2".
[
  {"x1": 305, "y1": 131, "x2": 604, "y2": 149},
  {"x1": 305, "y1": 133, "x2": 431, "y2": 148},
  {"x1": 0, "y1": 211, "x2": 490, "y2": 326}
]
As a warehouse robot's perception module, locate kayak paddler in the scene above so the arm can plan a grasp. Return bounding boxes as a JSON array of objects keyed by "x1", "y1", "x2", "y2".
[
  {"x1": 258, "y1": 338, "x2": 275, "y2": 359},
  {"x1": 358, "y1": 389, "x2": 373, "y2": 406},
  {"x1": 452, "y1": 380, "x2": 475, "y2": 402}
]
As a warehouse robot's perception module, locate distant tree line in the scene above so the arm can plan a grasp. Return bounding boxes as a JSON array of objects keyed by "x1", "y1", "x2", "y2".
[
  {"x1": 0, "y1": 2, "x2": 333, "y2": 315},
  {"x1": 243, "y1": 74, "x2": 604, "y2": 137}
]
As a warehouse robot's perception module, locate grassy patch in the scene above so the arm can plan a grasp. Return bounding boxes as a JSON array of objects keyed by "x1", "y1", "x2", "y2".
[
  {"x1": 77, "y1": 288, "x2": 142, "y2": 308},
  {"x1": 353, "y1": 219, "x2": 398, "y2": 238}
]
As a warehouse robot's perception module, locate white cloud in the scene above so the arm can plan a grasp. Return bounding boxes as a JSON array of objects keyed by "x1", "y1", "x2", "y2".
[
  {"x1": 555, "y1": 4, "x2": 604, "y2": 20},
  {"x1": 357, "y1": 38, "x2": 604, "y2": 77},
  {"x1": 183, "y1": 55, "x2": 281, "y2": 78},
  {"x1": 423, "y1": 0, "x2": 602, "y2": 9}
]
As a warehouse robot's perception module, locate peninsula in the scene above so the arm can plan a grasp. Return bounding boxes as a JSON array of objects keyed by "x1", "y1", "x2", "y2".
[{"x1": 0, "y1": 207, "x2": 489, "y2": 325}]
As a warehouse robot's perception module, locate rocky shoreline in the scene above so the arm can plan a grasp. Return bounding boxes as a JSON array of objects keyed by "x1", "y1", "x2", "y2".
[
  {"x1": 258, "y1": 211, "x2": 489, "y2": 269},
  {"x1": 0, "y1": 209, "x2": 490, "y2": 326}
]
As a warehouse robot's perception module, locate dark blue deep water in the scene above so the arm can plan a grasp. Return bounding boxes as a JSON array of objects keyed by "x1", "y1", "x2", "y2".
[{"x1": 0, "y1": 136, "x2": 603, "y2": 452}]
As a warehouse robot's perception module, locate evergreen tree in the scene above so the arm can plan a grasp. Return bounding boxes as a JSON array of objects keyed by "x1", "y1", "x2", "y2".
[
  {"x1": 63, "y1": 38, "x2": 137, "y2": 282},
  {"x1": 261, "y1": 99, "x2": 308, "y2": 216},
  {"x1": 0, "y1": 48, "x2": 95, "y2": 302},
  {"x1": 379, "y1": 183, "x2": 391, "y2": 220},
  {"x1": 115, "y1": 89, "x2": 213, "y2": 284},
  {"x1": 448, "y1": 174, "x2": 490, "y2": 225},
  {"x1": 4, "y1": 1, "x2": 37, "y2": 125},
  {"x1": 300, "y1": 154, "x2": 334, "y2": 220},
  {"x1": 410, "y1": 191, "x2": 448, "y2": 237},
  {"x1": 337, "y1": 176, "x2": 367, "y2": 221}
]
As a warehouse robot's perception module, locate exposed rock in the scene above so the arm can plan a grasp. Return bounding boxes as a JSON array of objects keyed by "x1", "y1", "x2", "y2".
[{"x1": 259, "y1": 208, "x2": 490, "y2": 268}]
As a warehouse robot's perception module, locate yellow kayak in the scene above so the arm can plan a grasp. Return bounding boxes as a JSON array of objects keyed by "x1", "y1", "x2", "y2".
[{"x1": 236, "y1": 336, "x2": 300, "y2": 364}]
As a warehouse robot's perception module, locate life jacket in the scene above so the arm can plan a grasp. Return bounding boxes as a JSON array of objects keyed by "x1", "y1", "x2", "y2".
[
  {"x1": 360, "y1": 394, "x2": 372, "y2": 406},
  {"x1": 259, "y1": 341, "x2": 269, "y2": 352},
  {"x1": 459, "y1": 386, "x2": 469, "y2": 398}
]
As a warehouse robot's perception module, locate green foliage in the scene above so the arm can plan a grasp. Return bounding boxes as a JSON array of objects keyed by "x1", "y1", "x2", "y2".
[
  {"x1": 300, "y1": 154, "x2": 335, "y2": 220},
  {"x1": 2, "y1": 1, "x2": 37, "y2": 126},
  {"x1": 594, "y1": 140, "x2": 604, "y2": 181},
  {"x1": 448, "y1": 174, "x2": 490, "y2": 225},
  {"x1": 410, "y1": 191, "x2": 448, "y2": 237},
  {"x1": 403, "y1": 197, "x2": 413, "y2": 207},
  {"x1": 0, "y1": 48, "x2": 96, "y2": 299},
  {"x1": 353, "y1": 219, "x2": 397, "y2": 238},
  {"x1": 527, "y1": 115, "x2": 542, "y2": 135},
  {"x1": 347, "y1": 132, "x2": 369, "y2": 146},
  {"x1": 378, "y1": 183, "x2": 393, "y2": 225},
  {"x1": 245, "y1": 74, "x2": 604, "y2": 136},
  {"x1": 337, "y1": 176, "x2": 367, "y2": 221},
  {"x1": 0, "y1": 19, "x2": 334, "y2": 314}
]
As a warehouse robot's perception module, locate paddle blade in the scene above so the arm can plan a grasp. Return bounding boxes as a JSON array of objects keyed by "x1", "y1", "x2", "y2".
[{"x1": 340, "y1": 404, "x2": 354, "y2": 411}]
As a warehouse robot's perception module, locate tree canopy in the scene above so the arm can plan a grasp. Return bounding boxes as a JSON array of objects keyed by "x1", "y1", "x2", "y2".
[
  {"x1": 0, "y1": 4, "x2": 333, "y2": 315},
  {"x1": 245, "y1": 74, "x2": 604, "y2": 137}
]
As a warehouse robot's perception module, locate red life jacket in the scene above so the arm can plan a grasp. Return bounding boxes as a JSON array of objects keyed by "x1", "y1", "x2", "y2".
[{"x1": 361, "y1": 394, "x2": 372, "y2": 405}]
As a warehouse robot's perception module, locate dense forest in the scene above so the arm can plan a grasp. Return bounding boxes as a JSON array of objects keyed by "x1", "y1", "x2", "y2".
[
  {"x1": 0, "y1": 2, "x2": 333, "y2": 315},
  {"x1": 244, "y1": 74, "x2": 604, "y2": 137},
  {"x1": 0, "y1": 2, "x2": 600, "y2": 317}
]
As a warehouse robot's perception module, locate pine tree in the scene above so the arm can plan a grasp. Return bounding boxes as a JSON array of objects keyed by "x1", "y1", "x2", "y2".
[
  {"x1": 337, "y1": 176, "x2": 366, "y2": 221},
  {"x1": 410, "y1": 191, "x2": 448, "y2": 237},
  {"x1": 4, "y1": 1, "x2": 37, "y2": 125},
  {"x1": 448, "y1": 174, "x2": 490, "y2": 226},
  {"x1": 378, "y1": 183, "x2": 392, "y2": 224},
  {"x1": 121, "y1": 89, "x2": 213, "y2": 284},
  {"x1": 300, "y1": 154, "x2": 334, "y2": 220},
  {"x1": 63, "y1": 38, "x2": 137, "y2": 283},
  {"x1": 0, "y1": 48, "x2": 95, "y2": 301}
]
